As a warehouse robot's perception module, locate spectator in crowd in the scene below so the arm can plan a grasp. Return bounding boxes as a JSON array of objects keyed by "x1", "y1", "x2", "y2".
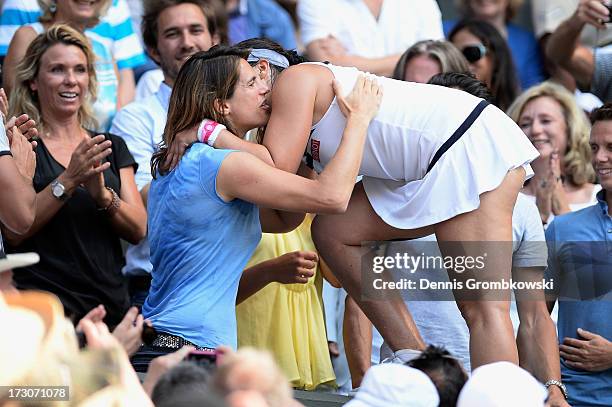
[
  {"x1": 530, "y1": 0, "x2": 605, "y2": 112},
  {"x1": 392, "y1": 39, "x2": 470, "y2": 82},
  {"x1": 445, "y1": 0, "x2": 546, "y2": 89},
  {"x1": 0, "y1": 0, "x2": 145, "y2": 111},
  {"x1": 544, "y1": 102, "x2": 612, "y2": 407},
  {"x1": 3, "y1": 0, "x2": 123, "y2": 131},
  {"x1": 507, "y1": 81, "x2": 600, "y2": 225},
  {"x1": 5, "y1": 25, "x2": 147, "y2": 327},
  {"x1": 345, "y1": 363, "x2": 440, "y2": 407},
  {"x1": 0, "y1": 290, "x2": 153, "y2": 405},
  {"x1": 222, "y1": 0, "x2": 296, "y2": 49},
  {"x1": 236, "y1": 215, "x2": 336, "y2": 390},
  {"x1": 151, "y1": 361, "x2": 216, "y2": 407},
  {"x1": 133, "y1": 0, "x2": 228, "y2": 102},
  {"x1": 449, "y1": 18, "x2": 521, "y2": 111},
  {"x1": 111, "y1": 0, "x2": 222, "y2": 306},
  {"x1": 212, "y1": 348, "x2": 301, "y2": 407},
  {"x1": 297, "y1": 0, "x2": 444, "y2": 77},
  {"x1": 406, "y1": 346, "x2": 468, "y2": 407},
  {"x1": 457, "y1": 361, "x2": 548, "y2": 406},
  {"x1": 546, "y1": 0, "x2": 612, "y2": 103}
]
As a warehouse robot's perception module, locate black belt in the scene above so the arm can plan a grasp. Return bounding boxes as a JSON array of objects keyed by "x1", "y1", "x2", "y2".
[{"x1": 426, "y1": 100, "x2": 489, "y2": 175}]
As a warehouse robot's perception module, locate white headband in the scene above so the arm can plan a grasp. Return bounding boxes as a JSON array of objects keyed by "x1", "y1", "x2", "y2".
[{"x1": 247, "y1": 48, "x2": 290, "y2": 69}]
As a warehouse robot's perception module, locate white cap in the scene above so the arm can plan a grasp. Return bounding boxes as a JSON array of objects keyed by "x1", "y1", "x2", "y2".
[
  {"x1": 345, "y1": 364, "x2": 439, "y2": 407},
  {"x1": 457, "y1": 362, "x2": 547, "y2": 407},
  {"x1": 0, "y1": 252, "x2": 40, "y2": 273}
]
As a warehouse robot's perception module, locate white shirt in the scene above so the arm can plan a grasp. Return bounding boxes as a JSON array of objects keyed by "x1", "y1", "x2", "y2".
[
  {"x1": 297, "y1": 0, "x2": 443, "y2": 58},
  {"x1": 110, "y1": 82, "x2": 171, "y2": 276}
]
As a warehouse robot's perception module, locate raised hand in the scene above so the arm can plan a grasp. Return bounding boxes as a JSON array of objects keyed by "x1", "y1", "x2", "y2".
[
  {"x1": 165, "y1": 124, "x2": 200, "y2": 170},
  {"x1": 61, "y1": 135, "x2": 112, "y2": 193},
  {"x1": 0, "y1": 88, "x2": 7, "y2": 121},
  {"x1": 333, "y1": 74, "x2": 383, "y2": 122},
  {"x1": 9, "y1": 125, "x2": 36, "y2": 181},
  {"x1": 575, "y1": 0, "x2": 610, "y2": 29},
  {"x1": 112, "y1": 306, "x2": 146, "y2": 357},
  {"x1": 6, "y1": 114, "x2": 38, "y2": 140}
]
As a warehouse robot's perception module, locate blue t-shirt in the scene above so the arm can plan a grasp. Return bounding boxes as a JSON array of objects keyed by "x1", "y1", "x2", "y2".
[
  {"x1": 545, "y1": 191, "x2": 612, "y2": 407},
  {"x1": 143, "y1": 145, "x2": 261, "y2": 349}
]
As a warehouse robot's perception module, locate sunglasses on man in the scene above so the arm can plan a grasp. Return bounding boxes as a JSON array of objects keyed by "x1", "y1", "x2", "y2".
[{"x1": 461, "y1": 44, "x2": 487, "y2": 63}]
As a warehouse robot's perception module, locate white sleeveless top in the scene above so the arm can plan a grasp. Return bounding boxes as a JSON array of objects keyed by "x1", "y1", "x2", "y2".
[
  {"x1": 303, "y1": 63, "x2": 539, "y2": 229},
  {"x1": 306, "y1": 63, "x2": 482, "y2": 181}
]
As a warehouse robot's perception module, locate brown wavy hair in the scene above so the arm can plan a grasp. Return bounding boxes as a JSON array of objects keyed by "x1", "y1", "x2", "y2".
[{"x1": 151, "y1": 46, "x2": 250, "y2": 177}]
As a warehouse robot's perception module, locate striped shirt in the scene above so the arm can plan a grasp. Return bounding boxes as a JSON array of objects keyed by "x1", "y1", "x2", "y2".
[{"x1": 0, "y1": 0, "x2": 145, "y2": 70}]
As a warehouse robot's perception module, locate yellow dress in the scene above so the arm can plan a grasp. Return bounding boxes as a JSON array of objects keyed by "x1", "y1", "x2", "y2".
[{"x1": 236, "y1": 216, "x2": 336, "y2": 390}]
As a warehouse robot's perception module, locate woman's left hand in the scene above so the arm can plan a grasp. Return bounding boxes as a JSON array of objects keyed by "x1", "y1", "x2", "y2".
[{"x1": 83, "y1": 158, "x2": 112, "y2": 208}]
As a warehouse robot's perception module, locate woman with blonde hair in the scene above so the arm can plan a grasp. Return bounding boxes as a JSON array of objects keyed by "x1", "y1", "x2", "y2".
[
  {"x1": 393, "y1": 39, "x2": 470, "y2": 83},
  {"x1": 507, "y1": 81, "x2": 599, "y2": 225},
  {"x1": 445, "y1": 0, "x2": 545, "y2": 89},
  {"x1": 3, "y1": 0, "x2": 121, "y2": 131},
  {"x1": 5, "y1": 24, "x2": 146, "y2": 326}
]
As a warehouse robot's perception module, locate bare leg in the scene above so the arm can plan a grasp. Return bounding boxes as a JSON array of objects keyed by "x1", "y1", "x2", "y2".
[
  {"x1": 312, "y1": 182, "x2": 430, "y2": 352},
  {"x1": 343, "y1": 296, "x2": 372, "y2": 388},
  {"x1": 434, "y1": 168, "x2": 525, "y2": 368},
  {"x1": 513, "y1": 266, "x2": 562, "y2": 392}
]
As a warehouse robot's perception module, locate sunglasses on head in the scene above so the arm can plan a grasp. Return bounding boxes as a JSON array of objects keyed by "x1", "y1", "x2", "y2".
[{"x1": 461, "y1": 44, "x2": 487, "y2": 63}]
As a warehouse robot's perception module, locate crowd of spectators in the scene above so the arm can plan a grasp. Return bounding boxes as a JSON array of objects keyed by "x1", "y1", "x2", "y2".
[{"x1": 0, "y1": 0, "x2": 611, "y2": 406}]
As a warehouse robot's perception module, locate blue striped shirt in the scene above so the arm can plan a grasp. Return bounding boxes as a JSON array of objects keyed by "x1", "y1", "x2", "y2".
[{"x1": 0, "y1": 0, "x2": 145, "y2": 69}]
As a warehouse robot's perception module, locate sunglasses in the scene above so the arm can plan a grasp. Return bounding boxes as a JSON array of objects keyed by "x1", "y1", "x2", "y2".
[{"x1": 461, "y1": 44, "x2": 487, "y2": 63}]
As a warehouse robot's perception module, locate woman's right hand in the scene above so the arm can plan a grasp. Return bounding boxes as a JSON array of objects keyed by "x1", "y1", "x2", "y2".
[
  {"x1": 165, "y1": 124, "x2": 200, "y2": 170},
  {"x1": 61, "y1": 134, "x2": 112, "y2": 192},
  {"x1": 333, "y1": 74, "x2": 383, "y2": 122}
]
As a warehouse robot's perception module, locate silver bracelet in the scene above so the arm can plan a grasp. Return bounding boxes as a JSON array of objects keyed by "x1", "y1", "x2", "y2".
[
  {"x1": 544, "y1": 379, "x2": 568, "y2": 400},
  {"x1": 98, "y1": 187, "x2": 120, "y2": 213}
]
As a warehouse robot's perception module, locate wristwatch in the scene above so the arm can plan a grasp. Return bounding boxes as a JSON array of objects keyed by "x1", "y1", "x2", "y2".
[
  {"x1": 50, "y1": 179, "x2": 69, "y2": 201},
  {"x1": 544, "y1": 379, "x2": 568, "y2": 400}
]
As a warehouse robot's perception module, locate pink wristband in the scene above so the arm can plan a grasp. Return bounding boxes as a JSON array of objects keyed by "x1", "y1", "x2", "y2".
[{"x1": 197, "y1": 119, "x2": 226, "y2": 146}]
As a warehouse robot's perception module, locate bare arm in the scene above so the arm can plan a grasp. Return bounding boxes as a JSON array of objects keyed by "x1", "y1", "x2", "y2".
[
  {"x1": 2, "y1": 26, "x2": 37, "y2": 95},
  {"x1": 217, "y1": 74, "x2": 381, "y2": 214},
  {"x1": 545, "y1": 0, "x2": 609, "y2": 88},
  {"x1": 0, "y1": 127, "x2": 36, "y2": 234},
  {"x1": 306, "y1": 38, "x2": 401, "y2": 78},
  {"x1": 116, "y1": 68, "x2": 136, "y2": 109},
  {"x1": 95, "y1": 167, "x2": 147, "y2": 245},
  {"x1": 4, "y1": 136, "x2": 113, "y2": 245},
  {"x1": 236, "y1": 250, "x2": 317, "y2": 304}
]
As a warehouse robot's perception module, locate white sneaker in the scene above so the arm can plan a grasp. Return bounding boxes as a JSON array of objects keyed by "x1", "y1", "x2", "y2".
[{"x1": 380, "y1": 348, "x2": 422, "y2": 364}]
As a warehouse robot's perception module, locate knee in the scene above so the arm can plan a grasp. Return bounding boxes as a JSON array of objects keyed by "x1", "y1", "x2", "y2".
[{"x1": 457, "y1": 301, "x2": 510, "y2": 327}]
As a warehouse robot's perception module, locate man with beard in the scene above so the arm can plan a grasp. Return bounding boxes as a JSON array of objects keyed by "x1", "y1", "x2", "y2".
[{"x1": 110, "y1": 0, "x2": 223, "y2": 305}]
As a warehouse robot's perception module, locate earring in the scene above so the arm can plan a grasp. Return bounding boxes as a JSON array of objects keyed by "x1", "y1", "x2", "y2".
[{"x1": 49, "y1": 1, "x2": 57, "y2": 13}]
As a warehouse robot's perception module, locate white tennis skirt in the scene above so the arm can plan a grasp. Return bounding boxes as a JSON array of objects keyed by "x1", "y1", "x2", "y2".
[{"x1": 362, "y1": 103, "x2": 539, "y2": 230}]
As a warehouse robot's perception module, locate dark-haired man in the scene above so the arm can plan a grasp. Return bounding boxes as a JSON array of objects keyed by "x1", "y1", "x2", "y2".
[
  {"x1": 111, "y1": 0, "x2": 222, "y2": 304},
  {"x1": 545, "y1": 103, "x2": 612, "y2": 406}
]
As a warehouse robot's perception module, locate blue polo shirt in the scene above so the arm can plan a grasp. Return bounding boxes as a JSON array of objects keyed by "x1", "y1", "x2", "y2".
[{"x1": 545, "y1": 190, "x2": 612, "y2": 406}]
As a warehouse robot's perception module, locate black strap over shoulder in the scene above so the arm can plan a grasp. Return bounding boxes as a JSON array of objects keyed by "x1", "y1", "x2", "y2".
[{"x1": 425, "y1": 100, "x2": 489, "y2": 175}]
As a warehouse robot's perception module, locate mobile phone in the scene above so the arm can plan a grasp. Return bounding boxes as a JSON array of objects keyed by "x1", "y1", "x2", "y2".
[{"x1": 186, "y1": 350, "x2": 218, "y2": 369}]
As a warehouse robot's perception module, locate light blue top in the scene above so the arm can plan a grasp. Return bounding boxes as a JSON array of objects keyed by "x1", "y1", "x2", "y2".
[
  {"x1": 111, "y1": 82, "x2": 171, "y2": 276},
  {"x1": 228, "y1": 0, "x2": 297, "y2": 49},
  {"x1": 545, "y1": 190, "x2": 612, "y2": 407},
  {"x1": 0, "y1": 0, "x2": 146, "y2": 69},
  {"x1": 143, "y1": 144, "x2": 261, "y2": 349}
]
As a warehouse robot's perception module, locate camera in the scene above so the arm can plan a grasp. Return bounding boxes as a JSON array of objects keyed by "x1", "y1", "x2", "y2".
[{"x1": 186, "y1": 350, "x2": 218, "y2": 370}]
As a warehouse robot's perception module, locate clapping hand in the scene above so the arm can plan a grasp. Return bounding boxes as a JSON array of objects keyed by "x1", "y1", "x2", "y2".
[
  {"x1": 61, "y1": 134, "x2": 111, "y2": 193},
  {"x1": 268, "y1": 250, "x2": 319, "y2": 284}
]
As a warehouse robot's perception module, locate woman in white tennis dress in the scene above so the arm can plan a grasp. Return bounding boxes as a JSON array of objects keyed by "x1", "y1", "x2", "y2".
[{"x1": 171, "y1": 43, "x2": 539, "y2": 369}]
